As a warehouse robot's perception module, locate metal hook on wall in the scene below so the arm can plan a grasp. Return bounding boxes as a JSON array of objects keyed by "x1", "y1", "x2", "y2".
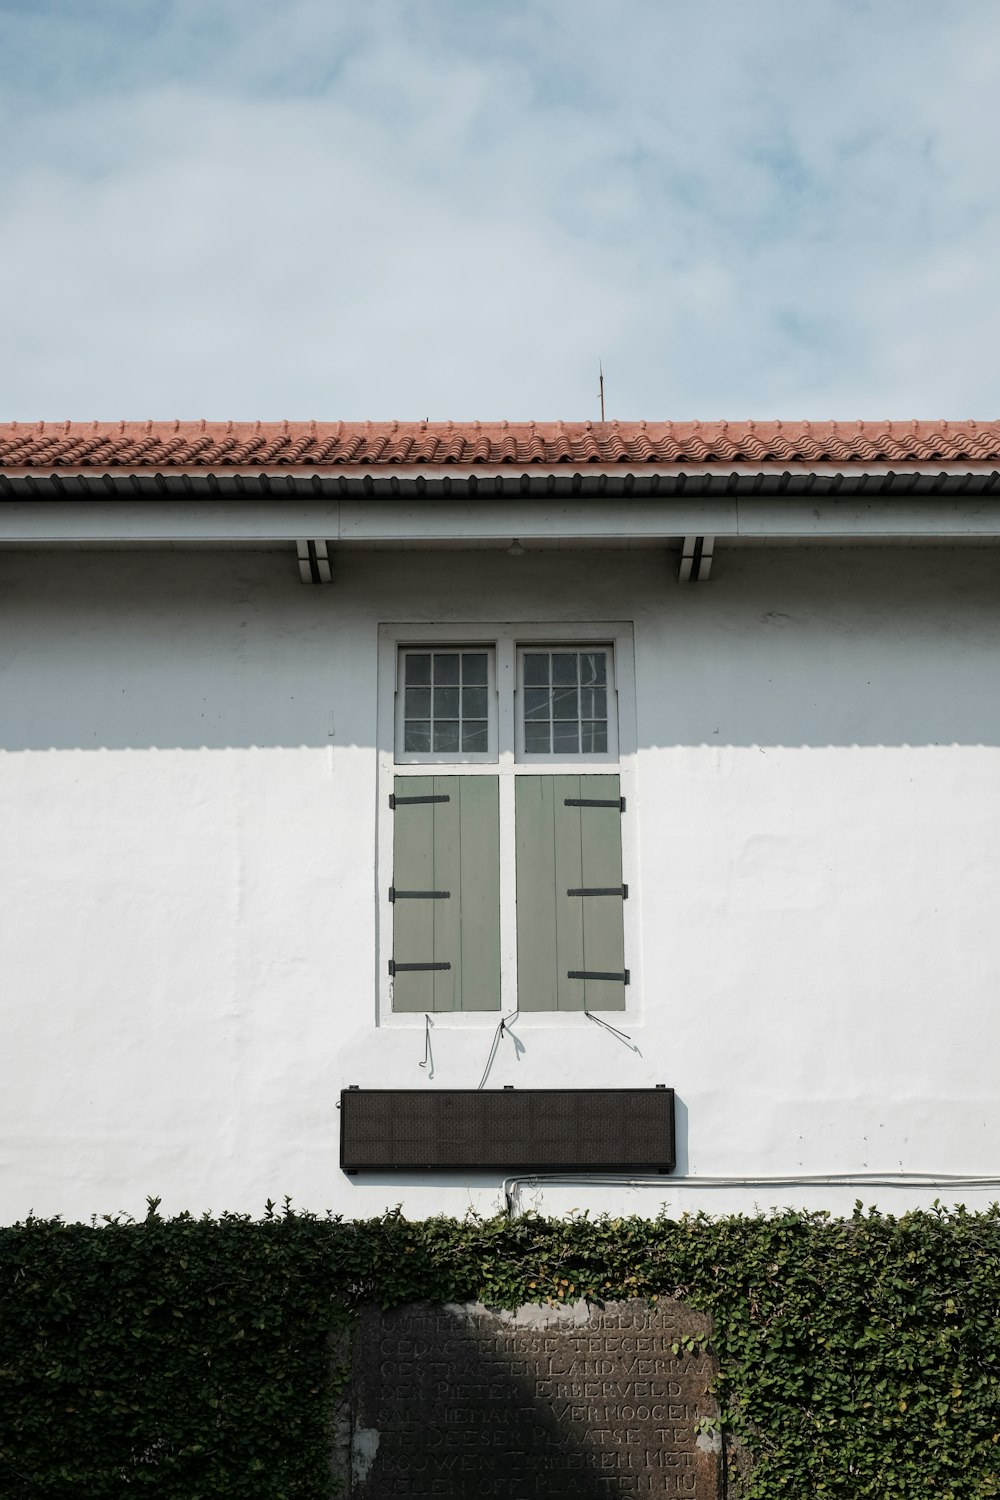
[
  {"x1": 584, "y1": 1009, "x2": 634, "y2": 1046},
  {"x1": 476, "y1": 1010, "x2": 520, "y2": 1090},
  {"x1": 418, "y1": 1013, "x2": 434, "y2": 1077}
]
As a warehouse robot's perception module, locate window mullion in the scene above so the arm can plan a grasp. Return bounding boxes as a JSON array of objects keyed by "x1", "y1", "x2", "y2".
[{"x1": 496, "y1": 638, "x2": 518, "y2": 1011}]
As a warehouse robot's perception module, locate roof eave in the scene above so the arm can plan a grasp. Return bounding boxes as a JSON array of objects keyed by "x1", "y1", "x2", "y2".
[{"x1": 2, "y1": 458, "x2": 1000, "y2": 484}]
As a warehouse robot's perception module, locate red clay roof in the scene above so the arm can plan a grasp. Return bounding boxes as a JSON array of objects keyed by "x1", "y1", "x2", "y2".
[{"x1": 1, "y1": 419, "x2": 999, "y2": 469}]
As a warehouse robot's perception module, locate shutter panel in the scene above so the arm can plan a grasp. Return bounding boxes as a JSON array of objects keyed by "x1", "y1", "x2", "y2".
[
  {"x1": 391, "y1": 776, "x2": 500, "y2": 1012},
  {"x1": 515, "y1": 774, "x2": 627, "y2": 1012}
]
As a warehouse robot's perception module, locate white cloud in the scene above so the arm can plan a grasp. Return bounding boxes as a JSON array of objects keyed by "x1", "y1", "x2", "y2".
[{"x1": 0, "y1": 0, "x2": 998, "y2": 420}]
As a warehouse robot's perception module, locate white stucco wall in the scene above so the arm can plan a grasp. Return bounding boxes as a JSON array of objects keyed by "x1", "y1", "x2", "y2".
[{"x1": 2, "y1": 542, "x2": 999, "y2": 1223}]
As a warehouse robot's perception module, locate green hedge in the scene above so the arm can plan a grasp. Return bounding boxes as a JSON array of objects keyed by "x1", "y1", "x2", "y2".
[{"x1": 1, "y1": 1201, "x2": 998, "y2": 1497}]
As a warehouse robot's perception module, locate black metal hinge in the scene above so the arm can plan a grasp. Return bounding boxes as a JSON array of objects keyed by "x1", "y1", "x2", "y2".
[
  {"x1": 564, "y1": 797, "x2": 626, "y2": 811},
  {"x1": 568, "y1": 969, "x2": 630, "y2": 983},
  {"x1": 389, "y1": 793, "x2": 451, "y2": 808},
  {"x1": 389, "y1": 889, "x2": 450, "y2": 902},
  {"x1": 567, "y1": 885, "x2": 628, "y2": 898},
  {"x1": 389, "y1": 961, "x2": 452, "y2": 975}
]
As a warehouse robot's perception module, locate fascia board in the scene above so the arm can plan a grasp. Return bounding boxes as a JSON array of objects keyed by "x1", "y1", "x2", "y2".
[
  {"x1": 734, "y1": 494, "x2": 1000, "y2": 537},
  {"x1": 336, "y1": 497, "x2": 739, "y2": 542},
  {"x1": 1, "y1": 493, "x2": 999, "y2": 544},
  {"x1": 0, "y1": 498, "x2": 339, "y2": 542},
  {"x1": 0, "y1": 496, "x2": 736, "y2": 543}
]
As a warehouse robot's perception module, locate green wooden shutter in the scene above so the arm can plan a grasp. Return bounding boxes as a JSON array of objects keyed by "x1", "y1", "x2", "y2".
[
  {"x1": 390, "y1": 775, "x2": 500, "y2": 1013},
  {"x1": 515, "y1": 774, "x2": 627, "y2": 1012}
]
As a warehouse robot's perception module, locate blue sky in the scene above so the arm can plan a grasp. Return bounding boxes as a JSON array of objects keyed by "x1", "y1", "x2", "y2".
[{"x1": 1, "y1": 0, "x2": 998, "y2": 421}]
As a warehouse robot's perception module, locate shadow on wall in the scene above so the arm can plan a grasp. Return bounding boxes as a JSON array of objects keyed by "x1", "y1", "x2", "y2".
[{"x1": 2, "y1": 545, "x2": 1000, "y2": 751}]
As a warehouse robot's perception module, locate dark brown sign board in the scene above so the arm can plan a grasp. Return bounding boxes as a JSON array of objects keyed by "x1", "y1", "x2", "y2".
[
  {"x1": 339, "y1": 1088, "x2": 675, "y2": 1172},
  {"x1": 341, "y1": 1298, "x2": 721, "y2": 1498}
]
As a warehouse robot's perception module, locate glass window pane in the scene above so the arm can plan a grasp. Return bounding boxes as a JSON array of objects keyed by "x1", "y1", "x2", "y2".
[
  {"x1": 405, "y1": 653, "x2": 431, "y2": 685},
  {"x1": 580, "y1": 687, "x2": 607, "y2": 721},
  {"x1": 462, "y1": 720, "x2": 488, "y2": 752},
  {"x1": 579, "y1": 651, "x2": 606, "y2": 685},
  {"x1": 461, "y1": 652, "x2": 488, "y2": 684},
  {"x1": 397, "y1": 645, "x2": 496, "y2": 759},
  {"x1": 581, "y1": 722, "x2": 608, "y2": 753},
  {"x1": 552, "y1": 652, "x2": 578, "y2": 685},
  {"x1": 462, "y1": 686, "x2": 487, "y2": 719},
  {"x1": 553, "y1": 722, "x2": 580, "y2": 754},
  {"x1": 523, "y1": 687, "x2": 550, "y2": 721},
  {"x1": 434, "y1": 653, "x2": 460, "y2": 684},
  {"x1": 523, "y1": 653, "x2": 550, "y2": 686},
  {"x1": 551, "y1": 686, "x2": 579, "y2": 720},
  {"x1": 404, "y1": 686, "x2": 431, "y2": 719},
  {"x1": 404, "y1": 720, "x2": 430, "y2": 752},
  {"x1": 523, "y1": 721, "x2": 551, "y2": 753},
  {"x1": 434, "y1": 685, "x2": 459, "y2": 718},
  {"x1": 432, "y1": 720, "x2": 460, "y2": 753}
]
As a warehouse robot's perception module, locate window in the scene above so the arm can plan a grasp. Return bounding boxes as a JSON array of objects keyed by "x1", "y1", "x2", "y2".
[
  {"x1": 378, "y1": 625, "x2": 635, "y2": 1019},
  {"x1": 397, "y1": 648, "x2": 494, "y2": 758},
  {"x1": 517, "y1": 647, "x2": 616, "y2": 759}
]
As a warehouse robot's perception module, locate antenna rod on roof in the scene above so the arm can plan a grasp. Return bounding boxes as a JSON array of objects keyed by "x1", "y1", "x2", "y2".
[{"x1": 598, "y1": 360, "x2": 605, "y2": 422}]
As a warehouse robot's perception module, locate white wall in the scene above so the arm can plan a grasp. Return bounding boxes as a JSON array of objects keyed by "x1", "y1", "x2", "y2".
[{"x1": 2, "y1": 543, "x2": 999, "y2": 1223}]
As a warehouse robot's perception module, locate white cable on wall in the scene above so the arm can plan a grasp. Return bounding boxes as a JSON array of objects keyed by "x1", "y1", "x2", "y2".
[{"x1": 502, "y1": 1170, "x2": 1000, "y2": 1214}]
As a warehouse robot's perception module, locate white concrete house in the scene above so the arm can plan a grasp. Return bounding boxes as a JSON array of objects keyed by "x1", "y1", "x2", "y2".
[{"x1": 2, "y1": 417, "x2": 1000, "y2": 1224}]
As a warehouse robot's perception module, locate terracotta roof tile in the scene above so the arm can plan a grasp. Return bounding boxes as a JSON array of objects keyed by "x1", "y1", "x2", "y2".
[{"x1": 0, "y1": 418, "x2": 998, "y2": 470}]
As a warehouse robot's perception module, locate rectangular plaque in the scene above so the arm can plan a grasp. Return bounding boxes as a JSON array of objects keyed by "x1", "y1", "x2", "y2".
[
  {"x1": 340, "y1": 1088, "x2": 675, "y2": 1172},
  {"x1": 346, "y1": 1298, "x2": 721, "y2": 1497}
]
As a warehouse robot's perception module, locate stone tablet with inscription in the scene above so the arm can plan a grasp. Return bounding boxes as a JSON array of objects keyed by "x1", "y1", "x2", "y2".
[{"x1": 345, "y1": 1298, "x2": 721, "y2": 1498}]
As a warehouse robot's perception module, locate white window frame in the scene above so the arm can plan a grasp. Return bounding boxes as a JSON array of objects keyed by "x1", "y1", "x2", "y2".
[
  {"x1": 375, "y1": 621, "x2": 641, "y2": 1030},
  {"x1": 394, "y1": 644, "x2": 499, "y2": 765},
  {"x1": 514, "y1": 644, "x2": 619, "y2": 763}
]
